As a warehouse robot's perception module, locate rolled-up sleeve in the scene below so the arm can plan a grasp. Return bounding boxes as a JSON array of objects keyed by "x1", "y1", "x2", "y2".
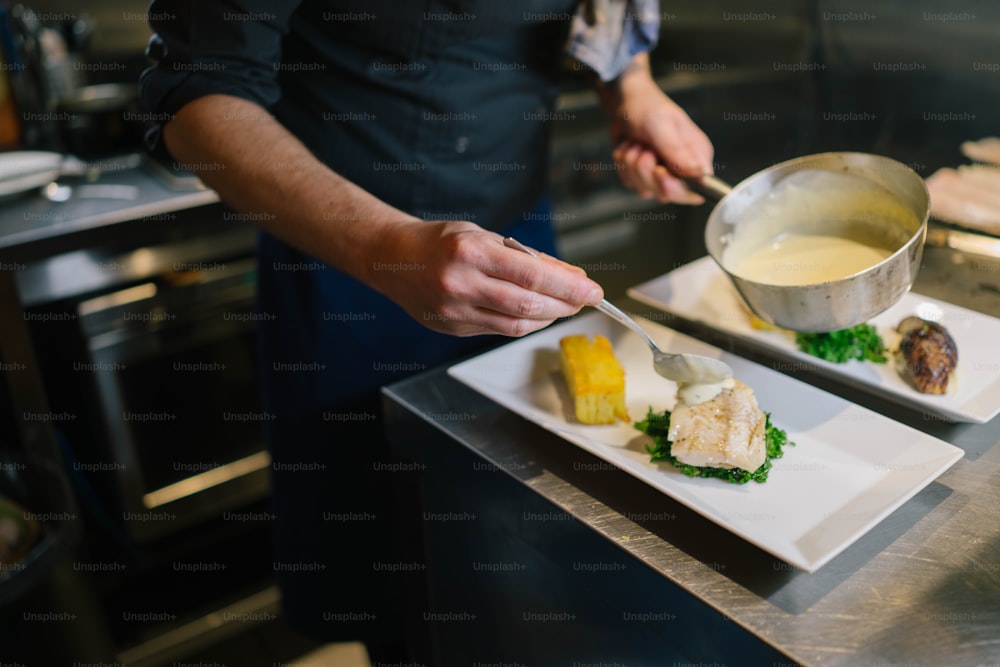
[{"x1": 139, "y1": 0, "x2": 302, "y2": 149}]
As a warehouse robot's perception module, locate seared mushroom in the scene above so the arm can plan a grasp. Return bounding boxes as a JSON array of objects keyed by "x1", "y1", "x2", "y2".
[{"x1": 896, "y1": 317, "x2": 958, "y2": 394}]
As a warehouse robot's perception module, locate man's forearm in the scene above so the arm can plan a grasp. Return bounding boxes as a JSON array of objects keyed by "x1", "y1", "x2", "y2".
[
  {"x1": 161, "y1": 93, "x2": 604, "y2": 338},
  {"x1": 162, "y1": 94, "x2": 419, "y2": 286}
]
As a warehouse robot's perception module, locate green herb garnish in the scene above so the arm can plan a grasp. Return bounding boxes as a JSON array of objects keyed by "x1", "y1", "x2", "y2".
[
  {"x1": 794, "y1": 324, "x2": 888, "y2": 364},
  {"x1": 635, "y1": 408, "x2": 792, "y2": 484}
]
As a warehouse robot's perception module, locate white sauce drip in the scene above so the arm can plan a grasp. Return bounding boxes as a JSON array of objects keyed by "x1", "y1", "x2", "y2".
[{"x1": 677, "y1": 377, "x2": 736, "y2": 405}]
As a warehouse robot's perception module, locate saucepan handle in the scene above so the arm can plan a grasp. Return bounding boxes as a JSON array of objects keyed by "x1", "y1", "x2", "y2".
[{"x1": 686, "y1": 174, "x2": 733, "y2": 201}]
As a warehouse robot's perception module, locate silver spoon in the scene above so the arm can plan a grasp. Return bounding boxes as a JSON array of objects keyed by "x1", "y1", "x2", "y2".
[{"x1": 503, "y1": 237, "x2": 733, "y2": 385}]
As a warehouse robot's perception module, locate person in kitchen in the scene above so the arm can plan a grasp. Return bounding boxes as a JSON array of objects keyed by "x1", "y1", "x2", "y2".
[{"x1": 141, "y1": 0, "x2": 713, "y2": 660}]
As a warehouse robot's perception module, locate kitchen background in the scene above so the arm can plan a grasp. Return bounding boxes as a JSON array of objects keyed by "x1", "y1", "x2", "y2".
[{"x1": 0, "y1": 0, "x2": 997, "y2": 665}]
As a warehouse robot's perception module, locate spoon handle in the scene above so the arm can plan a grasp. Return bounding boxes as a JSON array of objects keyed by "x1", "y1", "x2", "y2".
[
  {"x1": 502, "y1": 236, "x2": 538, "y2": 257},
  {"x1": 502, "y1": 237, "x2": 661, "y2": 352},
  {"x1": 591, "y1": 299, "x2": 660, "y2": 352}
]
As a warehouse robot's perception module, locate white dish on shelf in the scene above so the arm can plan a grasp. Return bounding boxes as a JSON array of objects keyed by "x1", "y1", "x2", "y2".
[
  {"x1": 0, "y1": 151, "x2": 63, "y2": 199},
  {"x1": 448, "y1": 312, "x2": 963, "y2": 573},
  {"x1": 627, "y1": 256, "x2": 1000, "y2": 424}
]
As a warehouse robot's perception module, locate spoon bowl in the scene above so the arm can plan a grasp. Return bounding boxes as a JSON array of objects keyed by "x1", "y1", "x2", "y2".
[
  {"x1": 592, "y1": 298, "x2": 733, "y2": 385},
  {"x1": 502, "y1": 237, "x2": 733, "y2": 386}
]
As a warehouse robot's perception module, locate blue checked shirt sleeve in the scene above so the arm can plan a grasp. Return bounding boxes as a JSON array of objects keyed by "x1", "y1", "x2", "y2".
[{"x1": 565, "y1": 0, "x2": 661, "y2": 81}]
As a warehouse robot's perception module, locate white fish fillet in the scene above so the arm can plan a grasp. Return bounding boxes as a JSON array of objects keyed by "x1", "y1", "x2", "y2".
[
  {"x1": 957, "y1": 164, "x2": 1000, "y2": 189},
  {"x1": 961, "y1": 137, "x2": 1000, "y2": 166},
  {"x1": 668, "y1": 379, "x2": 767, "y2": 471},
  {"x1": 925, "y1": 167, "x2": 1000, "y2": 235}
]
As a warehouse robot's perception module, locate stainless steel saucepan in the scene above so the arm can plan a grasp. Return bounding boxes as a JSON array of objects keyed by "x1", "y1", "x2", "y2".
[{"x1": 693, "y1": 152, "x2": 929, "y2": 333}]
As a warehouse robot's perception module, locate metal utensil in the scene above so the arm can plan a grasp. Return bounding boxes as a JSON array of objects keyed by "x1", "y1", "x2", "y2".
[
  {"x1": 693, "y1": 152, "x2": 929, "y2": 333},
  {"x1": 502, "y1": 237, "x2": 733, "y2": 385}
]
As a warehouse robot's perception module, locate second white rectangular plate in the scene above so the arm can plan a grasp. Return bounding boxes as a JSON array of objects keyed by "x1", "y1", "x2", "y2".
[
  {"x1": 448, "y1": 312, "x2": 963, "y2": 573},
  {"x1": 628, "y1": 256, "x2": 1000, "y2": 424}
]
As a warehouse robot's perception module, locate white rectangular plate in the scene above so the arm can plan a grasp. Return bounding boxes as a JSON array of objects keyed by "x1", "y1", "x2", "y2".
[
  {"x1": 628, "y1": 256, "x2": 1000, "y2": 424},
  {"x1": 448, "y1": 312, "x2": 963, "y2": 573}
]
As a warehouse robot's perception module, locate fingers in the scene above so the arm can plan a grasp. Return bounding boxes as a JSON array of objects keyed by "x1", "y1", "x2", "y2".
[
  {"x1": 612, "y1": 142, "x2": 647, "y2": 195},
  {"x1": 652, "y1": 164, "x2": 705, "y2": 205},
  {"x1": 419, "y1": 231, "x2": 604, "y2": 337},
  {"x1": 614, "y1": 140, "x2": 704, "y2": 204},
  {"x1": 423, "y1": 275, "x2": 597, "y2": 338},
  {"x1": 466, "y1": 249, "x2": 602, "y2": 329},
  {"x1": 645, "y1": 104, "x2": 715, "y2": 179},
  {"x1": 487, "y1": 243, "x2": 602, "y2": 304},
  {"x1": 611, "y1": 89, "x2": 716, "y2": 204},
  {"x1": 463, "y1": 305, "x2": 573, "y2": 338},
  {"x1": 654, "y1": 123, "x2": 711, "y2": 179}
]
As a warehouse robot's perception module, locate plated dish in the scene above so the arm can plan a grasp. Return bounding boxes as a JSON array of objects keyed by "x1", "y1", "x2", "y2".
[
  {"x1": 628, "y1": 256, "x2": 1000, "y2": 424},
  {"x1": 448, "y1": 311, "x2": 963, "y2": 572}
]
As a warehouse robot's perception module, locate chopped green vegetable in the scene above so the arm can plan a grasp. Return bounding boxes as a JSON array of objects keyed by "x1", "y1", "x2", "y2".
[
  {"x1": 635, "y1": 407, "x2": 792, "y2": 484},
  {"x1": 794, "y1": 324, "x2": 888, "y2": 364}
]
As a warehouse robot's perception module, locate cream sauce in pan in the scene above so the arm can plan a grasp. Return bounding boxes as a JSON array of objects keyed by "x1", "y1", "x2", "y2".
[
  {"x1": 727, "y1": 234, "x2": 893, "y2": 285},
  {"x1": 720, "y1": 169, "x2": 920, "y2": 286}
]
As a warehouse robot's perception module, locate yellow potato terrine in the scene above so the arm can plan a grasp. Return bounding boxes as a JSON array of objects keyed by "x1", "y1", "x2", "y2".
[{"x1": 559, "y1": 334, "x2": 629, "y2": 425}]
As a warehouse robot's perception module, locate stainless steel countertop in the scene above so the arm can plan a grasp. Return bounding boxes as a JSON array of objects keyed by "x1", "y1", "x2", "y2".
[
  {"x1": 0, "y1": 155, "x2": 219, "y2": 263},
  {"x1": 383, "y1": 243, "x2": 1000, "y2": 667}
]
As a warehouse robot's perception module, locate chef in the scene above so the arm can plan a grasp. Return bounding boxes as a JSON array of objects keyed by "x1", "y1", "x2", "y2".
[{"x1": 141, "y1": 0, "x2": 713, "y2": 660}]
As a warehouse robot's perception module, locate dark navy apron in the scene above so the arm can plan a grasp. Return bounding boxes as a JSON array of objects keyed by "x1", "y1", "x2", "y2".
[{"x1": 252, "y1": 0, "x2": 579, "y2": 645}]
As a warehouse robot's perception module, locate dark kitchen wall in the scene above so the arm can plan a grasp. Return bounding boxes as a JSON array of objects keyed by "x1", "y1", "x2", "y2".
[
  {"x1": 648, "y1": 0, "x2": 822, "y2": 178},
  {"x1": 649, "y1": 0, "x2": 1000, "y2": 172},
  {"x1": 815, "y1": 0, "x2": 1000, "y2": 168}
]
